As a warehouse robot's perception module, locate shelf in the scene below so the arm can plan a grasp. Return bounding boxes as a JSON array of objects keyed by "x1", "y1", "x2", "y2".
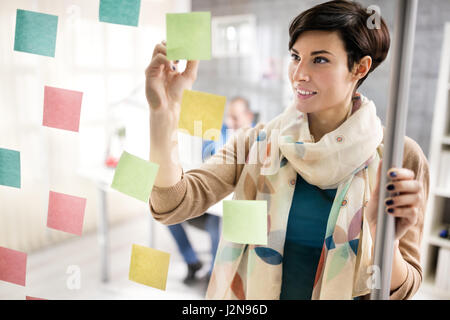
[
  {"x1": 434, "y1": 187, "x2": 450, "y2": 198},
  {"x1": 428, "y1": 234, "x2": 450, "y2": 249},
  {"x1": 422, "y1": 278, "x2": 450, "y2": 299},
  {"x1": 423, "y1": 23, "x2": 450, "y2": 301},
  {"x1": 442, "y1": 136, "x2": 450, "y2": 145}
]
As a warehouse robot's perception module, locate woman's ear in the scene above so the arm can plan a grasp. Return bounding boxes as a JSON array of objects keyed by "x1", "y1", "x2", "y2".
[{"x1": 353, "y1": 55, "x2": 372, "y2": 80}]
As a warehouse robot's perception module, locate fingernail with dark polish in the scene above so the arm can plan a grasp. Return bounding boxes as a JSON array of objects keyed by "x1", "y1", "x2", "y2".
[
  {"x1": 386, "y1": 199, "x2": 394, "y2": 206},
  {"x1": 390, "y1": 171, "x2": 397, "y2": 178},
  {"x1": 387, "y1": 184, "x2": 395, "y2": 191},
  {"x1": 387, "y1": 208, "x2": 394, "y2": 213}
]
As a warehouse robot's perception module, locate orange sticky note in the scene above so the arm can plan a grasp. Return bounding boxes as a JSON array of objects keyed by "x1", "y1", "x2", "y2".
[
  {"x1": 46, "y1": 191, "x2": 87, "y2": 236},
  {"x1": 43, "y1": 86, "x2": 83, "y2": 132},
  {"x1": 0, "y1": 247, "x2": 27, "y2": 286}
]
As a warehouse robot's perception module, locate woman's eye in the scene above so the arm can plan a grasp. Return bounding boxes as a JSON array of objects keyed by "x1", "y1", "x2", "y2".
[
  {"x1": 314, "y1": 56, "x2": 328, "y2": 64},
  {"x1": 290, "y1": 54, "x2": 328, "y2": 64}
]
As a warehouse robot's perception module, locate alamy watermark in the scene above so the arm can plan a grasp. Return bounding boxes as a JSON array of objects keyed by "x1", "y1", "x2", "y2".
[
  {"x1": 367, "y1": 264, "x2": 381, "y2": 289},
  {"x1": 170, "y1": 121, "x2": 283, "y2": 175},
  {"x1": 366, "y1": 5, "x2": 381, "y2": 30},
  {"x1": 66, "y1": 265, "x2": 81, "y2": 290}
]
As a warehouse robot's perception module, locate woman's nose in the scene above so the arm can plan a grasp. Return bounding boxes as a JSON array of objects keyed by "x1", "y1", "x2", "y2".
[{"x1": 292, "y1": 62, "x2": 310, "y2": 82}]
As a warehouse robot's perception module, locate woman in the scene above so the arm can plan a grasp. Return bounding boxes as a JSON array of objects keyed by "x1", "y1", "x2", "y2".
[{"x1": 146, "y1": 0, "x2": 429, "y2": 300}]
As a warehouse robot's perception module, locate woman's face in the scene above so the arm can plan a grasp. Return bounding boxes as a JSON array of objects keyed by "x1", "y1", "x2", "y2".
[{"x1": 288, "y1": 30, "x2": 365, "y2": 114}]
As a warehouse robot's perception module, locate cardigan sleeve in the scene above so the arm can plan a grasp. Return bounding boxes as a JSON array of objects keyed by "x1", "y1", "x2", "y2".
[
  {"x1": 388, "y1": 136, "x2": 430, "y2": 299},
  {"x1": 149, "y1": 124, "x2": 264, "y2": 225}
]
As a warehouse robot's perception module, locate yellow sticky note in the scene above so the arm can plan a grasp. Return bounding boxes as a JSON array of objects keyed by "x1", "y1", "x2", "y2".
[
  {"x1": 129, "y1": 244, "x2": 170, "y2": 290},
  {"x1": 178, "y1": 90, "x2": 226, "y2": 141}
]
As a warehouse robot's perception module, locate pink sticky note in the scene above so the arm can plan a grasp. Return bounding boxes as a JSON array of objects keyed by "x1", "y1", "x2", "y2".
[
  {"x1": 26, "y1": 296, "x2": 47, "y2": 300},
  {"x1": 43, "y1": 86, "x2": 83, "y2": 132},
  {"x1": 0, "y1": 247, "x2": 27, "y2": 286},
  {"x1": 47, "y1": 190, "x2": 87, "y2": 236}
]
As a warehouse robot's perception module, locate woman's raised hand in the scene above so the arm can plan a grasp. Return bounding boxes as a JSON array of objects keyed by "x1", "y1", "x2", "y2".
[
  {"x1": 145, "y1": 41, "x2": 199, "y2": 122},
  {"x1": 147, "y1": 41, "x2": 197, "y2": 187}
]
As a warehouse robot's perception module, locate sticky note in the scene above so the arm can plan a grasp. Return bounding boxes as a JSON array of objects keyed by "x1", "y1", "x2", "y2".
[
  {"x1": 0, "y1": 247, "x2": 27, "y2": 286},
  {"x1": 222, "y1": 200, "x2": 267, "y2": 245},
  {"x1": 166, "y1": 12, "x2": 211, "y2": 60},
  {"x1": 99, "y1": 0, "x2": 141, "y2": 27},
  {"x1": 26, "y1": 296, "x2": 47, "y2": 300},
  {"x1": 43, "y1": 86, "x2": 83, "y2": 132},
  {"x1": 129, "y1": 244, "x2": 170, "y2": 290},
  {"x1": 47, "y1": 191, "x2": 87, "y2": 236},
  {"x1": 178, "y1": 90, "x2": 226, "y2": 141},
  {"x1": 111, "y1": 151, "x2": 159, "y2": 202},
  {"x1": 14, "y1": 9, "x2": 58, "y2": 57},
  {"x1": 0, "y1": 148, "x2": 21, "y2": 189}
]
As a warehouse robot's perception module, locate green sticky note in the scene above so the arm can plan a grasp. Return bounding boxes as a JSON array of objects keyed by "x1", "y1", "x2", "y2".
[
  {"x1": 0, "y1": 148, "x2": 21, "y2": 189},
  {"x1": 223, "y1": 200, "x2": 267, "y2": 245},
  {"x1": 166, "y1": 12, "x2": 211, "y2": 60},
  {"x1": 99, "y1": 0, "x2": 141, "y2": 27},
  {"x1": 111, "y1": 151, "x2": 159, "y2": 202},
  {"x1": 14, "y1": 9, "x2": 58, "y2": 57}
]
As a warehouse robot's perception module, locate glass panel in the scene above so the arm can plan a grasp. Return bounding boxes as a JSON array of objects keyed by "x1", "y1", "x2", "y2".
[
  {"x1": 75, "y1": 74, "x2": 107, "y2": 123},
  {"x1": 15, "y1": 74, "x2": 41, "y2": 126},
  {"x1": 105, "y1": 24, "x2": 135, "y2": 69},
  {"x1": 74, "y1": 19, "x2": 105, "y2": 68}
]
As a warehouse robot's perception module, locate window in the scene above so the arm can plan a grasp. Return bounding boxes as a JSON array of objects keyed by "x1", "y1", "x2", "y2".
[{"x1": 212, "y1": 14, "x2": 256, "y2": 58}]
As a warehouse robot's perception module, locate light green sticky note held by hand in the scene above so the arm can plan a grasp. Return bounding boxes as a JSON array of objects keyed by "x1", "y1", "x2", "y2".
[
  {"x1": 0, "y1": 148, "x2": 21, "y2": 189},
  {"x1": 166, "y1": 12, "x2": 211, "y2": 60},
  {"x1": 223, "y1": 200, "x2": 267, "y2": 245},
  {"x1": 14, "y1": 9, "x2": 58, "y2": 57},
  {"x1": 178, "y1": 89, "x2": 226, "y2": 141},
  {"x1": 111, "y1": 151, "x2": 159, "y2": 202},
  {"x1": 99, "y1": 0, "x2": 141, "y2": 27},
  {"x1": 129, "y1": 244, "x2": 170, "y2": 291}
]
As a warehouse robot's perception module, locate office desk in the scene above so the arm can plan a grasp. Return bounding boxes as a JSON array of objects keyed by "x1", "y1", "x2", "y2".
[{"x1": 78, "y1": 166, "x2": 154, "y2": 283}]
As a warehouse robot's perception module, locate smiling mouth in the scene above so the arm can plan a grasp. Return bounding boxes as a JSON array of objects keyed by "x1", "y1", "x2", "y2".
[
  {"x1": 296, "y1": 88, "x2": 317, "y2": 96},
  {"x1": 295, "y1": 89, "x2": 318, "y2": 99}
]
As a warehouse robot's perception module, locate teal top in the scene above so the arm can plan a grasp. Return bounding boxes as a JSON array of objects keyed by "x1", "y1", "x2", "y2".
[{"x1": 280, "y1": 173, "x2": 337, "y2": 300}]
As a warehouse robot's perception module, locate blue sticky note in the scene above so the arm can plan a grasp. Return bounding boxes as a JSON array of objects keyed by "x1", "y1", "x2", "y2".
[
  {"x1": 14, "y1": 9, "x2": 58, "y2": 57},
  {"x1": 0, "y1": 148, "x2": 21, "y2": 189},
  {"x1": 99, "y1": 0, "x2": 141, "y2": 27}
]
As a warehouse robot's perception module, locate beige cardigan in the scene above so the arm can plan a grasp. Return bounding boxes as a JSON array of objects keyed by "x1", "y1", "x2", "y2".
[{"x1": 149, "y1": 124, "x2": 430, "y2": 300}]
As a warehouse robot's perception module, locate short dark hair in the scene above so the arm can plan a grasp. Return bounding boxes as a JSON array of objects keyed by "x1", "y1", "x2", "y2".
[
  {"x1": 289, "y1": 0, "x2": 390, "y2": 91},
  {"x1": 230, "y1": 96, "x2": 252, "y2": 113}
]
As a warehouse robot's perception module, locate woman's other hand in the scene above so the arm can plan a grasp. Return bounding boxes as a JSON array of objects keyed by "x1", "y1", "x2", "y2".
[{"x1": 366, "y1": 162, "x2": 424, "y2": 241}]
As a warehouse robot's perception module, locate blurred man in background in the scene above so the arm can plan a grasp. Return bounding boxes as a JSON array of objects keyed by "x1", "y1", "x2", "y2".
[{"x1": 225, "y1": 96, "x2": 255, "y2": 132}]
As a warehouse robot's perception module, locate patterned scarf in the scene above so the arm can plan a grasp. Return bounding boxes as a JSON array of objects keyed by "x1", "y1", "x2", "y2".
[{"x1": 206, "y1": 93, "x2": 383, "y2": 299}]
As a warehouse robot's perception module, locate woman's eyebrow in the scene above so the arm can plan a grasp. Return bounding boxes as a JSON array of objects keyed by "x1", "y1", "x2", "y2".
[
  {"x1": 311, "y1": 50, "x2": 334, "y2": 56},
  {"x1": 291, "y1": 48, "x2": 335, "y2": 56}
]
